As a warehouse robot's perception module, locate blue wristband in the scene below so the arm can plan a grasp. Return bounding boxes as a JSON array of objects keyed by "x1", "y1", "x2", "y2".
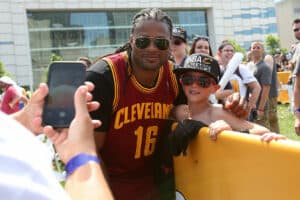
[
  {"x1": 294, "y1": 108, "x2": 300, "y2": 114},
  {"x1": 65, "y1": 153, "x2": 100, "y2": 177}
]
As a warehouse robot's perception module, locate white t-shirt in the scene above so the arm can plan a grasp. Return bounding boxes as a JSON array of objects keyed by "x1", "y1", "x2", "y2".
[
  {"x1": 230, "y1": 64, "x2": 257, "y2": 97},
  {"x1": 291, "y1": 43, "x2": 300, "y2": 68},
  {"x1": 246, "y1": 61, "x2": 256, "y2": 75},
  {"x1": 0, "y1": 112, "x2": 70, "y2": 200}
]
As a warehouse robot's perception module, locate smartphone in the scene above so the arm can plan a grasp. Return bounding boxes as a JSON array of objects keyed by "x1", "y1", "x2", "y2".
[{"x1": 42, "y1": 61, "x2": 86, "y2": 128}]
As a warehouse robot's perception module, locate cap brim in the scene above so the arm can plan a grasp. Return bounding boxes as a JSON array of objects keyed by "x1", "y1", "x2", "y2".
[
  {"x1": 173, "y1": 35, "x2": 186, "y2": 42},
  {"x1": 0, "y1": 77, "x2": 15, "y2": 85},
  {"x1": 173, "y1": 68, "x2": 218, "y2": 82}
]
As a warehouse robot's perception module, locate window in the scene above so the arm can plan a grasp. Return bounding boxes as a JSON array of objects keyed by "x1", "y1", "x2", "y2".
[{"x1": 27, "y1": 9, "x2": 208, "y2": 88}]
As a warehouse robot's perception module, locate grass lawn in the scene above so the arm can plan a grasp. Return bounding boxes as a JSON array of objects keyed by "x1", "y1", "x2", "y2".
[{"x1": 277, "y1": 103, "x2": 300, "y2": 141}]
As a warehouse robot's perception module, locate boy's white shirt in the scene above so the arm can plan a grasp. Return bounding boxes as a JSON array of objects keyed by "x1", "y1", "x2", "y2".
[{"x1": 0, "y1": 112, "x2": 70, "y2": 200}]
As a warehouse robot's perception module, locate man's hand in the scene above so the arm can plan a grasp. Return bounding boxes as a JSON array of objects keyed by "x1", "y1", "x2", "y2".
[
  {"x1": 11, "y1": 83, "x2": 48, "y2": 134},
  {"x1": 223, "y1": 92, "x2": 250, "y2": 119},
  {"x1": 43, "y1": 83, "x2": 101, "y2": 164},
  {"x1": 169, "y1": 119, "x2": 207, "y2": 156}
]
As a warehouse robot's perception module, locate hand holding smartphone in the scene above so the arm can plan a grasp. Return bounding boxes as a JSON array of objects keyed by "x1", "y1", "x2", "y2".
[{"x1": 42, "y1": 62, "x2": 86, "y2": 128}]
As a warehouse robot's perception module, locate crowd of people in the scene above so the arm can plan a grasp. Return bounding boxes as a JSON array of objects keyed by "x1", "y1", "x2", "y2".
[{"x1": 0, "y1": 8, "x2": 299, "y2": 200}]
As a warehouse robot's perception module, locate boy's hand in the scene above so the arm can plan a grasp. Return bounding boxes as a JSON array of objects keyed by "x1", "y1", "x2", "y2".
[{"x1": 208, "y1": 120, "x2": 232, "y2": 141}]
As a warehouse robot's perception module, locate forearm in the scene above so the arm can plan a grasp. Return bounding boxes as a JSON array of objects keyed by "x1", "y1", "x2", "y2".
[
  {"x1": 9, "y1": 97, "x2": 20, "y2": 108},
  {"x1": 65, "y1": 160, "x2": 113, "y2": 200},
  {"x1": 257, "y1": 85, "x2": 270, "y2": 110},
  {"x1": 230, "y1": 118, "x2": 269, "y2": 135},
  {"x1": 248, "y1": 82, "x2": 261, "y2": 109},
  {"x1": 215, "y1": 89, "x2": 234, "y2": 100},
  {"x1": 20, "y1": 95, "x2": 29, "y2": 104},
  {"x1": 294, "y1": 76, "x2": 300, "y2": 111},
  {"x1": 248, "y1": 123, "x2": 270, "y2": 135},
  {"x1": 294, "y1": 76, "x2": 300, "y2": 127}
]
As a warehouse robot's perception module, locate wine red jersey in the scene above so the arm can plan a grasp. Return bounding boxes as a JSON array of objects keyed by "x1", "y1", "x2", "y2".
[{"x1": 101, "y1": 52, "x2": 179, "y2": 200}]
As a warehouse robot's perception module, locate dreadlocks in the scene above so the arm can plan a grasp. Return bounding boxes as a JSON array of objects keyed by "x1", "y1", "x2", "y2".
[
  {"x1": 132, "y1": 8, "x2": 173, "y2": 36},
  {"x1": 115, "y1": 8, "x2": 173, "y2": 54}
]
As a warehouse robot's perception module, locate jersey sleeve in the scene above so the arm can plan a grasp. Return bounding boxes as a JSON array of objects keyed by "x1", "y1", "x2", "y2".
[{"x1": 86, "y1": 60, "x2": 114, "y2": 132}]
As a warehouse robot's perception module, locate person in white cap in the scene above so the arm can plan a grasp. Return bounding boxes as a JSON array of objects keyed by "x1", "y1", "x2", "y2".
[{"x1": 0, "y1": 76, "x2": 21, "y2": 114}]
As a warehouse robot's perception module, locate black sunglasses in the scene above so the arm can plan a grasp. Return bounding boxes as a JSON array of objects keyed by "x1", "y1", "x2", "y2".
[
  {"x1": 294, "y1": 28, "x2": 300, "y2": 33},
  {"x1": 173, "y1": 39, "x2": 184, "y2": 46},
  {"x1": 134, "y1": 36, "x2": 170, "y2": 50},
  {"x1": 180, "y1": 75, "x2": 213, "y2": 88}
]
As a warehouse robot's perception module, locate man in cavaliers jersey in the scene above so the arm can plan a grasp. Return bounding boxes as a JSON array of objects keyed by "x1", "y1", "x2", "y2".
[{"x1": 86, "y1": 8, "x2": 248, "y2": 200}]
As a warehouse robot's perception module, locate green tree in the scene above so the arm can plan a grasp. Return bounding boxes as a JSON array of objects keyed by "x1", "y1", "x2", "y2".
[
  {"x1": 227, "y1": 39, "x2": 246, "y2": 54},
  {"x1": 265, "y1": 34, "x2": 281, "y2": 55},
  {"x1": 41, "y1": 53, "x2": 63, "y2": 82},
  {"x1": 0, "y1": 61, "x2": 12, "y2": 78},
  {"x1": 225, "y1": 38, "x2": 247, "y2": 61},
  {"x1": 50, "y1": 54, "x2": 63, "y2": 62}
]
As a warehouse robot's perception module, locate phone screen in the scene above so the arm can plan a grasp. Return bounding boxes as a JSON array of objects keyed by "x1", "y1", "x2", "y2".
[{"x1": 42, "y1": 62, "x2": 86, "y2": 128}]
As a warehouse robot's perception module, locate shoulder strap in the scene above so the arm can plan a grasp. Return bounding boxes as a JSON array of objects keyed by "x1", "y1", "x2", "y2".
[{"x1": 102, "y1": 52, "x2": 129, "y2": 112}]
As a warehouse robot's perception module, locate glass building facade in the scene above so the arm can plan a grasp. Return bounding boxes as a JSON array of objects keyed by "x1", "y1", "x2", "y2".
[{"x1": 27, "y1": 10, "x2": 207, "y2": 87}]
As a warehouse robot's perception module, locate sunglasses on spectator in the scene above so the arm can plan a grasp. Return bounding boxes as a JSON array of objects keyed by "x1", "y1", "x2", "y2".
[
  {"x1": 294, "y1": 28, "x2": 300, "y2": 33},
  {"x1": 173, "y1": 39, "x2": 184, "y2": 46},
  {"x1": 134, "y1": 36, "x2": 170, "y2": 50},
  {"x1": 180, "y1": 75, "x2": 213, "y2": 88},
  {"x1": 193, "y1": 35, "x2": 209, "y2": 42},
  {"x1": 223, "y1": 49, "x2": 234, "y2": 53}
]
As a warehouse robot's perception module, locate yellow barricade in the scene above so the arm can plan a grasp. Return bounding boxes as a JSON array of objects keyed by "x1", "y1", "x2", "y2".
[
  {"x1": 174, "y1": 127, "x2": 300, "y2": 200},
  {"x1": 277, "y1": 71, "x2": 291, "y2": 84},
  {"x1": 277, "y1": 71, "x2": 291, "y2": 104}
]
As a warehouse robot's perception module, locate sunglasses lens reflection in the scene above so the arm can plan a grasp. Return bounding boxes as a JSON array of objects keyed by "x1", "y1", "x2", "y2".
[
  {"x1": 135, "y1": 37, "x2": 169, "y2": 50},
  {"x1": 154, "y1": 38, "x2": 170, "y2": 50},
  {"x1": 135, "y1": 37, "x2": 151, "y2": 49}
]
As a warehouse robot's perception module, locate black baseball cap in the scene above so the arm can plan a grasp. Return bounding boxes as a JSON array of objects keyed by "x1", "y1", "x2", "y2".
[
  {"x1": 173, "y1": 53, "x2": 221, "y2": 82},
  {"x1": 172, "y1": 27, "x2": 187, "y2": 42}
]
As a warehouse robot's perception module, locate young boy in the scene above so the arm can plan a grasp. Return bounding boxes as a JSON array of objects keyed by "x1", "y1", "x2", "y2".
[{"x1": 172, "y1": 53, "x2": 285, "y2": 141}]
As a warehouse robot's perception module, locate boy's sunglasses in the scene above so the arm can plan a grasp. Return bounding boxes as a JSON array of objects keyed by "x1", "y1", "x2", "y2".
[
  {"x1": 180, "y1": 75, "x2": 213, "y2": 88},
  {"x1": 134, "y1": 36, "x2": 170, "y2": 50}
]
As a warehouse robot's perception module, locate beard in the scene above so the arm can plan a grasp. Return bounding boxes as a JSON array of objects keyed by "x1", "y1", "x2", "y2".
[{"x1": 131, "y1": 51, "x2": 168, "y2": 71}]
